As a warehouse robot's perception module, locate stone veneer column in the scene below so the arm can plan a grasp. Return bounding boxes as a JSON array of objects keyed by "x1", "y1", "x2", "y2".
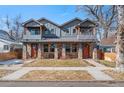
[
  {"x1": 27, "y1": 43, "x2": 31, "y2": 58},
  {"x1": 37, "y1": 43, "x2": 41, "y2": 59},
  {"x1": 23, "y1": 43, "x2": 27, "y2": 59},
  {"x1": 54, "y1": 43, "x2": 58, "y2": 59},
  {"x1": 62, "y1": 43, "x2": 66, "y2": 59},
  {"x1": 78, "y1": 43, "x2": 82, "y2": 59},
  {"x1": 93, "y1": 48, "x2": 97, "y2": 60}
]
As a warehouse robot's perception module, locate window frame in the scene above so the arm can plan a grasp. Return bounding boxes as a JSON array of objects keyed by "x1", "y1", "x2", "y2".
[{"x1": 3, "y1": 45, "x2": 9, "y2": 50}]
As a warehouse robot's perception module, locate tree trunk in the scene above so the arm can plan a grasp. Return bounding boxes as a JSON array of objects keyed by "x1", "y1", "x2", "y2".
[
  {"x1": 103, "y1": 29, "x2": 109, "y2": 38},
  {"x1": 116, "y1": 6, "x2": 124, "y2": 72}
]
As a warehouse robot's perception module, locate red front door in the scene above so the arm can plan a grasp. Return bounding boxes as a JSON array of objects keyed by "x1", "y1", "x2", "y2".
[
  {"x1": 83, "y1": 44, "x2": 90, "y2": 59},
  {"x1": 31, "y1": 44, "x2": 38, "y2": 58}
]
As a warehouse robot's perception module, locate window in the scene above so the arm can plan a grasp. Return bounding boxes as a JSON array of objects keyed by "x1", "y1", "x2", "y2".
[
  {"x1": 50, "y1": 43, "x2": 55, "y2": 52},
  {"x1": 73, "y1": 29, "x2": 76, "y2": 34},
  {"x1": 66, "y1": 44, "x2": 71, "y2": 52},
  {"x1": 29, "y1": 28, "x2": 40, "y2": 35},
  {"x1": 65, "y1": 28, "x2": 69, "y2": 35},
  {"x1": 44, "y1": 44, "x2": 48, "y2": 52},
  {"x1": 51, "y1": 29, "x2": 54, "y2": 34},
  {"x1": 4, "y1": 45, "x2": 9, "y2": 50},
  {"x1": 44, "y1": 30, "x2": 49, "y2": 35},
  {"x1": 72, "y1": 44, "x2": 77, "y2": 52}
]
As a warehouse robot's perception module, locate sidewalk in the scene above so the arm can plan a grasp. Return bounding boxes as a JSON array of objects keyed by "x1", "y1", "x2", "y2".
[
  {"x1": 84, "y1": 59, "x2": 105, "y2": 67},
  {"x1": 1, "y1": 68, "x2": 31, "y2": 80},
  {"x1": 0, "y1": 66, "x2": 114, "y2": 81}
]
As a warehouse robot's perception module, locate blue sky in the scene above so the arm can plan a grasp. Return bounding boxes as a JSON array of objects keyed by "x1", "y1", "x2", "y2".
[{"x1": 0, "y1": 5, "x2": 87, "y2": 25}]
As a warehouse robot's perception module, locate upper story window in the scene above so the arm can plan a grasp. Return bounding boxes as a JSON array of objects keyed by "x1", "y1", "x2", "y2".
[
  {"x1": 73, "y1": 29, "x2": 76, "y2": 34},
  {"x1": 51, "y1": 29, "x2": 54, "y2": 34},
  {"x1": 80, "y1": 28, "x2": 93, "y2": 35},
  {"x1": 3, "y1": 45, "x2": 9, "y2": 50},
  {"x1": 65, "y1": 28, "x2": 69, "y2": 35},
  {"x1": 29, "y1": 28, "x2": 40, "y2": 35}
]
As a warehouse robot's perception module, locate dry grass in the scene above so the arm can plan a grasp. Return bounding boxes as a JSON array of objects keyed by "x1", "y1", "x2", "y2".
[
  {"x1": 19, "y1": 70, "x2": 94, "y2": 81},
  {"x1": 104, "y1": 70, "x2": 124, "y2": 80},
  {"x1": 0, "y1": 69, "x2": 14, "y2": 78},
  {"x1": 96, "y1": 60, "x2": 116, "y2": 67},
  {"x1": 24, "y1": 59, "x2": 94, "y2": 67}
]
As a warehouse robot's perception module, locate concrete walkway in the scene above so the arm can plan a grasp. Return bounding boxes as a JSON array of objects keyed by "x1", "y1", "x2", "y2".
[
  {"x1": 1, "y1": 68, "x2": 31, "y2": 80},
  {"x1": 0, "y1": 67, "x2": 114, "y2": 80},
  {"x1": 84, "y1": 59, "x2": 105, "y2": 67},
  {"x1": 87, "y1": 68, "x2": 114, "y2": 80}
]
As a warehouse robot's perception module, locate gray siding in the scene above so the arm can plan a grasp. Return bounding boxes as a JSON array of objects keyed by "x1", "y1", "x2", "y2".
[
  {"x1": 61, "y1": 20, "x2": 81, "y2": 37},
  {"x1": 39, "y1": 19, "x2": 61, "y2": 37}
]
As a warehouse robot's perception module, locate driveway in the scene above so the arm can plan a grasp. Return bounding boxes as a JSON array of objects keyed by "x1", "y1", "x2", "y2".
[{"x1": 0, "y1": 59, "x2": 23, "y2": 65}]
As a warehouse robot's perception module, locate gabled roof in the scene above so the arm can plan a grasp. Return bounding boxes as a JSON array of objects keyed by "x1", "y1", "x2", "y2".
[
  {"x1": 79, "y1": 18, "x2": 97, "y2": 26},
  {"x1": 0, "y1": 30, "x2": 15, "y2": 42},
  {"x1": 60, "y1": 17, "x2": 82, "y2": 27},
  {"x1": 37, "y1": 17, "x2": 60, "y2": 27},
  {"x1": 22, "y1": 18, "x2": 43, "y2": 26},
  {"x1": 100, "y1": 34, "x2": 116, "y2": 46}
]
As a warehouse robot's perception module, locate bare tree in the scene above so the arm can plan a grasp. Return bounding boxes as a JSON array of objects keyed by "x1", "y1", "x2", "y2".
[
  {"x1": 116, "y1": 5, "x2": 124, "y2": 71},
  {"x1": 12, "y1": 14, "x2": 22, "y2": 42},
  {"x1": 5, "y1": 15, "x2": 11, "y2": 30},
  {"x1": 76, "y1": 5, "x2": 117, "y2": 39}
]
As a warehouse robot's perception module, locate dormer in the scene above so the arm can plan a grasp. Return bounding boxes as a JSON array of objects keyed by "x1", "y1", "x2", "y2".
[
  {"x1": 75, "y1": 19, "x2": 97, "y2": 35},
  {"x1": 22, "y1": 19, "x2": 44, "y2": 40}
]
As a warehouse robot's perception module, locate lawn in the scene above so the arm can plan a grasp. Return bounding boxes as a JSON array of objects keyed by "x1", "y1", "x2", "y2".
[
  {"x1": 19, "y1": 70, "x2": 94, "y2": 81},
  {"x1": 24, "y1": 59, "x2": 94, "y2": 67},
  {"x1": 96, "y1": 60, "x2": 116, "y2": 67},
  {"x1": 0, "y1": 69, "x2": 14, "y2": 78},
  {"x1": 104, "y1": 70, "x2": 124, "y2": 80}
]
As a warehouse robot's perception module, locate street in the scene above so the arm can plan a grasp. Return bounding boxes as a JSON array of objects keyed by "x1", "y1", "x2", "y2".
[{"x1": 0, "y1": 81, "x2": 124, "y2": 87}]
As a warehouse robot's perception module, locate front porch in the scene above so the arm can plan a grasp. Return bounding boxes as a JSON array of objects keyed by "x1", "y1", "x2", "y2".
[{"x1": 23, "y1": 42, "x2": 96, "y2": 59}]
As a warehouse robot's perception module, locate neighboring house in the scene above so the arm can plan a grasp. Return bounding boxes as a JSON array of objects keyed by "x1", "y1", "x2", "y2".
[
  {"x1": 99, "y1": 32, "x2": 116, "y2": 53},
  {"x1": 22, "y1": 18, "x2": 98, "y2": 59},
  {"x1": 0, "y1": 30, "x2": 22, "y2": 53}
]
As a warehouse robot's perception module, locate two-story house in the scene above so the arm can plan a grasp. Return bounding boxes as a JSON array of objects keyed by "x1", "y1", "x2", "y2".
[{"x1": 22, "y1": 18, "x2": 98, "y2": 59}]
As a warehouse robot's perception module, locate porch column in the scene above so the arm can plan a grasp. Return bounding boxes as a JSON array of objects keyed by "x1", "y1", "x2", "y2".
[
  {"x1": 54, "y1": 43, "x2": 58, "y2": 59},
  {"x1": 27, "y1": 43, "x2": 31, "y2": 58},
  {"x1": 37, "y1": 43, "x2": 41, "y2": 59},
  {"x1": 93, "y1": 48, "x2": 97, "y2": 60},
  {"x1": 78, "y1": 43, "x2": 82, "y2": 59},
  {"x1": 62, "y1": 43, "x2": 66, "y2": 59},
  {"x1": 23, "y1": 43, "x2": 27, "y2": 59}
]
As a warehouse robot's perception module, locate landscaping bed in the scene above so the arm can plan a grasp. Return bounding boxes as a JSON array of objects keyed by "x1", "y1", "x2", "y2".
[
  {"x1": 96, "y1": 60, "x2": 116, "y2": 67},
  {"x1": 0, "y1": 69, "x2": 14, "y2": 78},
  {"x1": 103, "y1": 70, "x2": 124, "y2": 80},
  {"x1": 24, "y1": 59, "x2": 94, "y2": 67},
  {"x1": 19, "y1": 70, "x2": 94, "y2": 81}
]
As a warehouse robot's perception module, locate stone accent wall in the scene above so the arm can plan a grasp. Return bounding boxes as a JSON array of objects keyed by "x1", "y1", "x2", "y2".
[
  {"x1": 93, "y1": 48, "x2": 97, "y2": 59},
  {"x1": 62, "y1": 43, "x2": 66, "y2": 59},
  {"x1": 22, "y1": 43, "x2": 27, "y2": 59},
  {"x1": 37, "y1": 43, "x2": 41, "y2": 59},
  {"x1": 54, "y1": 44, "x2": 58, "y2": 59},
  {"x1": 78, "y1": 43, "x2": 82, "y2": 59},
  {"x1": 27, "y1": 43, "x2": 31, "y2": 58}
]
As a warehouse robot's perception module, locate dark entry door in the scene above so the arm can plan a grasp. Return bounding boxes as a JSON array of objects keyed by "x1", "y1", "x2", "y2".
[{"x1": 83, "y1": 44, "x2": 90, "y2": 59}]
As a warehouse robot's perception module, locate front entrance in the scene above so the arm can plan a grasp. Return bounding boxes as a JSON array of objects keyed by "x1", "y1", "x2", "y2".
[
  {"x1": 83, "y1": 44, "x2": 90, "y2": 59},
  {"x1": 31, "y1": 44, "x2": 38, "y2": 58}
]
